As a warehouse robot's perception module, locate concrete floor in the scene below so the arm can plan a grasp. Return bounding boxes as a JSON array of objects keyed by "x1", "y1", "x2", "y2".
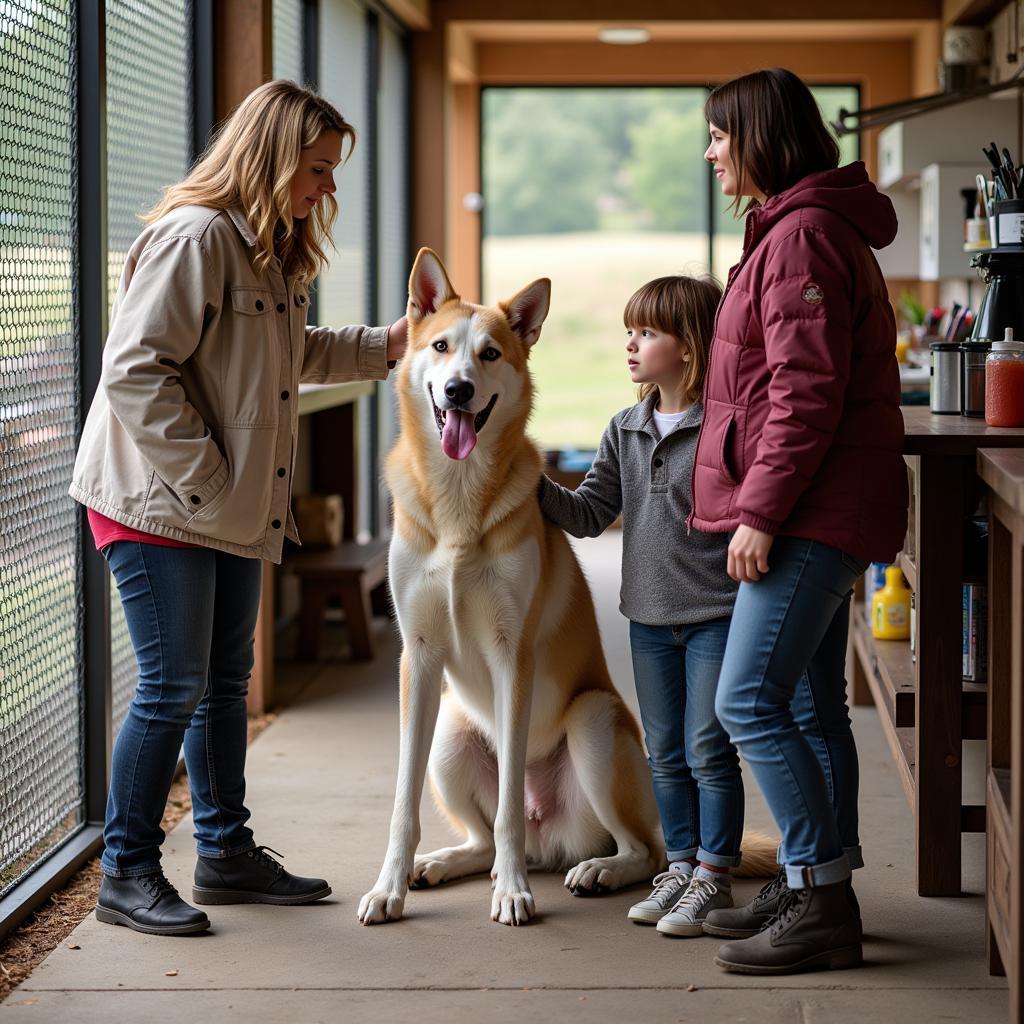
[{"x1": 0, "y1": 533, "x2": 1009, "y2": 1023}]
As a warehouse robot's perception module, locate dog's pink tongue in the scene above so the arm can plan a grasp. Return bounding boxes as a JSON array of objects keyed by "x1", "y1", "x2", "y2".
[{"x1": 441, "y1": 410, "x2": 477, "y2": 460}]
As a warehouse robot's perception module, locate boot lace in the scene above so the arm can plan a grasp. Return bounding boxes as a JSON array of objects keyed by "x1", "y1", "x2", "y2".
[
  {"x1": 139, "y1": 872, "x2": 177, "y2": 900},
  {"x1": 247, "y1": 845, "x2": 285, "y2": 875},
  {"x1": 764, "y1": 884, "x2": 807, "y2": 933},
  {"x1": 752, "y1": 866, "x2": 787, "y2": 909}
]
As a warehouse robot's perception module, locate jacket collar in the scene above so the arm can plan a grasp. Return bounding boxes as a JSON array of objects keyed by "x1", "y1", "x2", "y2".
[
  {"x1": 225, "y1": 205, "x2": 257, "y2": 248},
  {"x1": 620, "y1": 392, "x2": 704, "y2": 435}
]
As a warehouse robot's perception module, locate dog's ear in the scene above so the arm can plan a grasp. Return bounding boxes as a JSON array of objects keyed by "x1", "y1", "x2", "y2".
[
  {"x1": 408, "y1": 248, "x2": 458, "y2": 322},
  {"x1": 499, "y1": 278, "x2": 551, "y2": 348}
]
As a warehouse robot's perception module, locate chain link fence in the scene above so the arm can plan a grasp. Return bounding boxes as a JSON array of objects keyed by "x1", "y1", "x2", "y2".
[
  {"x1": 0, "y1": 0, "x2": 408, "y2": 929},
  {"x1": 0, "y1": 1, "x2": 84, "y2": 900}
]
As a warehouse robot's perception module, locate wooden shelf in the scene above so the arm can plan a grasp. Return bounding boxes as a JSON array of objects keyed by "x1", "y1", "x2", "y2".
[
  {"x1": 851, "y1": 605, "x2": 988, "y2": 745},
  {"x1": 850, "y1": 610, "x2": 916, "y2": 808},
  {"x1": 853, "y1": 603, "x2": 988, "y2": 737},
  {"x1": 297, "y1": 380, "x2": 375, "y2": 416},
  {"x1": 898, "y1": 550, "x2": 917, "y2": 592},
  {"x1": 990, "y1": 767, "x2": 1012, "y2": 839},
  {"x1": 851, "y1": 607, "x2": 915, "y2": 727}
]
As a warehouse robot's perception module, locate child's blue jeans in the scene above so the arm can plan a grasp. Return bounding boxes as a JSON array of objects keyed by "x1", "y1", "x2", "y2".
[{"x1": 628, "y1": 617, "x2": 744, "y2": 868}]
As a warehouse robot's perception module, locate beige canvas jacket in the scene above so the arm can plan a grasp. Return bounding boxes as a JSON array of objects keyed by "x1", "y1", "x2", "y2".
[{"x1": 69, "y1": 204, "x2": 390, "y2": 563}]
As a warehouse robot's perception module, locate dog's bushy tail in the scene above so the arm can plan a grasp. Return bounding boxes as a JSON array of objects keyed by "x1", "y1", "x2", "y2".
[{"x1": 733, "y1": 829, "x2": 780, "y2": 878}]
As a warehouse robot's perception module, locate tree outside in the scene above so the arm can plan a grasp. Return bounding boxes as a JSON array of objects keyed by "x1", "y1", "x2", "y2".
[{"x1": 481, "y1": 84, "x2": 858, "y2": 450}]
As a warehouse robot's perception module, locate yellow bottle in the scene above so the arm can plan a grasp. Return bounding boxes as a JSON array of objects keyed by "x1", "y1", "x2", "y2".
[{"x1": 872, "y1": 566, "x2": 912, "y2": 640}]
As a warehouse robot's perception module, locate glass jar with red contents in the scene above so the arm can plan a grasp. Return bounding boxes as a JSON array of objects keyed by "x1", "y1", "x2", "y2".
[{"x1": 985, "y1": 329, "x2": 1024, "y2": 427}]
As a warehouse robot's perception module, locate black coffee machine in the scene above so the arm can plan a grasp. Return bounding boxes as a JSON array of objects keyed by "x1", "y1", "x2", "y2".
[
  {"x1": 970, "y1": 249, "x2": 1024, "y2": 342},
  {"x1": 964, "y1": 249, "x2": 1024, "y2": 415}
]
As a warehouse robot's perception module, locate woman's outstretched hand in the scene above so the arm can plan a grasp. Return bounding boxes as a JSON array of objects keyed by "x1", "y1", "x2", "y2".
[
  {"x1": 727, "y1": 524, "x2": 774, "y2": 583},
  {"x1": 386, "y1": 316, "x2": 409, "y2": 365}
]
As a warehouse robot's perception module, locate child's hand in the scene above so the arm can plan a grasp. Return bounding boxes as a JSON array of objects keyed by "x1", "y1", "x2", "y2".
[
  {"x1": 728, "y1": 525, "x2": 774, "y2": 582},
  {"x1": 386, "y1": 316, "x2": 409, "y2": 364}
]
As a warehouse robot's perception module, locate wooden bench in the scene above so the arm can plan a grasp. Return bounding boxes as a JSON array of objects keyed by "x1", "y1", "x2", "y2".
[{"x1": 285, "y1": 537, "x2": 391, "y2": 661}]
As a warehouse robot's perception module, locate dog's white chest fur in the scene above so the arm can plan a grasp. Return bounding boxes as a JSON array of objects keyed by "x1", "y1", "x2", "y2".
[{"x1": 390, "y1": 531, "x2": 543, "y2": 733}]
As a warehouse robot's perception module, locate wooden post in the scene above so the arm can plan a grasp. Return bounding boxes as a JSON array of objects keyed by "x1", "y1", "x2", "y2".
[
  {"x1": 214, "y1": 0, "x2": 275, "y2": 712},
  {"x1": 914, "y1": 453, "x2": 966, "y2": 896},
  {"x1": 988, "y1": 509, "x2": 1012, "y2": 977},
  {"x1": 1010, "y1": 521, "x2": 1024, "y2": 1023},
  {"x1": 214, "y1": 0, "x2": 273, "y2": 123}
]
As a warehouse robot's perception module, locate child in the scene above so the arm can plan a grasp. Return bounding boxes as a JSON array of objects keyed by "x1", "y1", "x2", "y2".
[{"x1": 538, "y1": 275, "x2": 742, "y2": 937}]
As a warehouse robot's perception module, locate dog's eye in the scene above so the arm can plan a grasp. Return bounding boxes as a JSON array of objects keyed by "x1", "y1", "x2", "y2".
[
  {"x1": 432, "y1": 340, "x2": 448, "y2": 353},
  {"x1": 481, "y1": 347, "x2": 501, "y2": 362}
]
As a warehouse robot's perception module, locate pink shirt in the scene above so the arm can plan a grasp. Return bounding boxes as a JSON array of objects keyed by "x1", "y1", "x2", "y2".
[{"x1": 87, "y1": 507, "x2": 200, "y2": 552}]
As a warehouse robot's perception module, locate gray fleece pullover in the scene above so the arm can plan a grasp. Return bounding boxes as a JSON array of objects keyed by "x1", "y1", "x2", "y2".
[{"x1": 538, "y1": 394, "x2": 737, "y2": 626}]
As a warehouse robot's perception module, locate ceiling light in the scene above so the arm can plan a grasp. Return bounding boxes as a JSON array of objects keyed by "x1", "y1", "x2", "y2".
[{"x1": 598, "y1": 27, "x2": 651, "y2": 45}]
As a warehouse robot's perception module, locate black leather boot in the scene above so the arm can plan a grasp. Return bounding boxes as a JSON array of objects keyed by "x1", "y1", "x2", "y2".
[
  {"x1": 846, "y1": 878, "x2": 864, "y2": 940},
  {"x1": 714, "y1": 881, "x2": 862, "y2": 975},
  {"x1": 95, "y1": 872, "x2": 210, "y2": 935},
  {"x1": 703, "y1": 866, "x2": 788, "y2": 938},
  {"x1": 193, "y1": 845, "x2": 331, "y2": 905}
]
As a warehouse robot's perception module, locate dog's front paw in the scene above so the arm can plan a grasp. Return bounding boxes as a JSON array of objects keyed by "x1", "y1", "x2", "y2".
[
  {"x1": 357, "y1": 884, "x2": 406, "y2": 925},
  {"x1": 490, "y1": 879, "x2": 535, "y2": 926},
  {"x1": 564, "y1": 857, "x2": 617, "y2": 896}
]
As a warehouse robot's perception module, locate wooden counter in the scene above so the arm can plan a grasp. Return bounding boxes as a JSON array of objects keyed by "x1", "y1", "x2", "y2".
[
  {"x1": 850, "y1": 407, "x2": 1024, "y2": 896},
  {"x1": 249, "y1": 381, "x2": 376, "y2": 713},
  {"x1": 978, "y1": 448, "x2": 1024, "y2": 1021}
]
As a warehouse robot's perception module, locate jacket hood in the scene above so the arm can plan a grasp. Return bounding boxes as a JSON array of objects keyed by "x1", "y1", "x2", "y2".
[{"x1": 748, "y1": 162, "x2": 897, "y2": 251}]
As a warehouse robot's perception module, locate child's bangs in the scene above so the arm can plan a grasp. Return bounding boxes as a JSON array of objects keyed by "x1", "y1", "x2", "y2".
[{"x1": 623, "y1": 283, "x2": 676, "y2": 335}]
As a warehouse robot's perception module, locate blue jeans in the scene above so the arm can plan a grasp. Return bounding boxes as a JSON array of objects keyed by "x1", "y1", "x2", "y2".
[
  {"x1": 629, "y1": 618, "x2": 744, "y2": 868},
  {"x1": 714, "y1": 536, "x2": 868, "y2": 889},
  {"x1": 100, "y1": 541, "x2": 262, "y2": 877}
]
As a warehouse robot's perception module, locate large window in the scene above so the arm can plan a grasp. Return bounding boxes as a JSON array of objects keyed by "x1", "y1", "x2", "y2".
[
  {"x1": 105, "y1": 0, "x2": 191, "y2": 735},
  {"x1": 481, "y1": 85, "x2": 859, "y2": 449},
  {"x1": 376, "y1": 18, "x2": 409, "y2": 459}
]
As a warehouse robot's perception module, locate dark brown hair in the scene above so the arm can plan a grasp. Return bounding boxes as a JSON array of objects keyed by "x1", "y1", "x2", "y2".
[
  {"x1": 623, "y1": 275, "x2": 722, "y2": 404},
  {"x1": 704, "y1": 67, "x2": 840, "y2": 217}
]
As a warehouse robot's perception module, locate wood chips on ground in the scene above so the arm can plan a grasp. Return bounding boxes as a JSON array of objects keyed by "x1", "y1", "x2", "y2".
[{"x1": 0, "y1": 711, "x2": 277, "y2": 1004}]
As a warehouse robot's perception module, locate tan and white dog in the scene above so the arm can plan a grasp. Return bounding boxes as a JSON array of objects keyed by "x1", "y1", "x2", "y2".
[{"x1": 358, "y1": 249, "x2": 775, "y2": 927}]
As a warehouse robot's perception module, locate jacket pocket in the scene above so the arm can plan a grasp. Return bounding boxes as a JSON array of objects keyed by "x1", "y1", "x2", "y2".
[
  {"x1": 720, "y1": 414, "x2": 739, "y2": 485},
  {"x1": 183, "y1": 470, "x2": 231, "y2": 530},
  {"x1": 183, "y1": 427, "x2": 276, "y2": 548},
  {"x1": 223, "y1": 286, "x2": 280, "y2": 425}
]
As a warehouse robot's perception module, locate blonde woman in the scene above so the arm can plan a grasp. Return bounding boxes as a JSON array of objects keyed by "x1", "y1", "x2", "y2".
[{"x1": 69, "y1": 80, "x2": 407, "y2": 936}]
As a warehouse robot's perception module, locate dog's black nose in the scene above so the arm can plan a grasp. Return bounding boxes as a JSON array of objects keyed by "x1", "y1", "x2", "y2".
[{"x1": 444, "y1": 378, "x2": 474, "y2": 406}]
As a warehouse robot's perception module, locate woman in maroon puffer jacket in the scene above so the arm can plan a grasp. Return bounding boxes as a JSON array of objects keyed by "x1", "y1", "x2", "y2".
[{"x1": 692, "y1": 69, "x2": 909, "y2": 976}]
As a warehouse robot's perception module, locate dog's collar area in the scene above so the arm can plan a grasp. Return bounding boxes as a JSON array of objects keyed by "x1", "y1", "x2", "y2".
[{"x1": 427, "y1": 383, "x2": 498, "y2": 436}]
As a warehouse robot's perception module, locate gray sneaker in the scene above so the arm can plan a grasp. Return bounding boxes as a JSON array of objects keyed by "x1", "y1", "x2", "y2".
[
  {"x1": 627, "y1": 870, "x2": 691, "y2": 925},
  {"x1": 657, "y1": 874, "x2": 734, "y2": 937}
]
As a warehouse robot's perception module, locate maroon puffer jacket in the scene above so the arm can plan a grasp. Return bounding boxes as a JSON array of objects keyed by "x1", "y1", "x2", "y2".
[{"x1": 691, "y1": 162, "x2": 908, "y2": 564}]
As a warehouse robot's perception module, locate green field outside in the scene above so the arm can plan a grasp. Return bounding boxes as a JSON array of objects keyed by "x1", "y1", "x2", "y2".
[{"x1": 483, "y1": 231, "x2": 743, "y2": 450}]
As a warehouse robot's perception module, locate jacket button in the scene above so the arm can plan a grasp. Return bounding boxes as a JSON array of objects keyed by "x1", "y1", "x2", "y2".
[
  {"x1": 653, "y1": 458, "x2": 663, "y2": 468},
  {"x1": 190, "y1": 495, "x2": 201, "y2": 504},
  {"x1": 280, "y1": 390, "x2": 289, "y2": 400},
  {"x1": 276, "y1": 302, "x2": 286, "y2": 313},
  {"x1": 255, "y1": 300, "x2": 264, "y2": 312},
  {"x1": 277, "y1": 467, "x2": 286, "y2": 477},
  {"x1": 271, "y1": 519, "x2": 281, "y2": 529}
]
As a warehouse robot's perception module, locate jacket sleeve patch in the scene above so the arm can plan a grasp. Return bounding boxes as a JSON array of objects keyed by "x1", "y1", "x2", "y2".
[{"x1": 801, "y1": 283, "x2": 824, "y2": 305}]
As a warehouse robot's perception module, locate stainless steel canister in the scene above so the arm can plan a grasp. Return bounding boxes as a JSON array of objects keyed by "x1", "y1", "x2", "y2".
[
  {"x1": 959, "y1": 340, "x2": 991, "y2": 416},
  {"x1": 930, "y1": 341, "x2": 960, "y2": 414}
]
